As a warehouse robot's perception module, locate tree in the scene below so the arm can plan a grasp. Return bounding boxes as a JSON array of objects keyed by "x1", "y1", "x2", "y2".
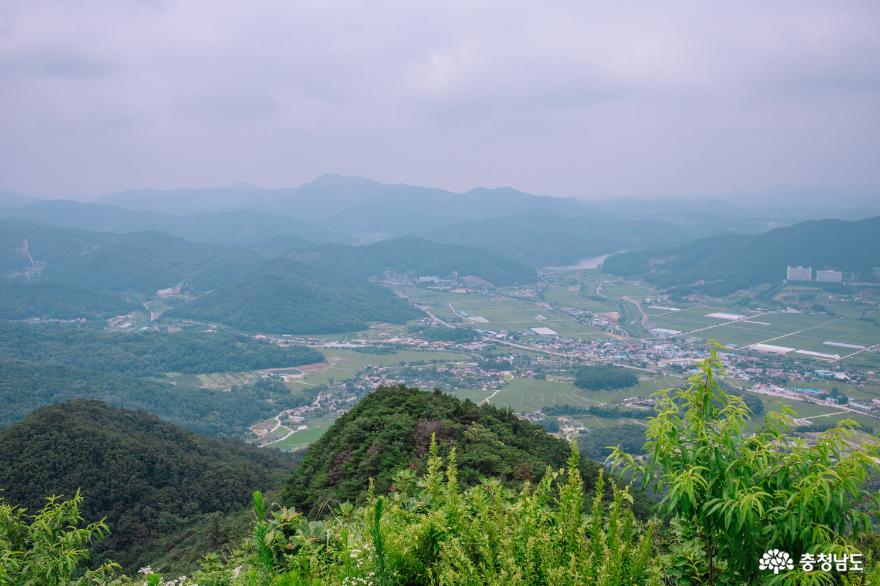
[
  {"x1": 611, "y1": 346, "x2": 880, "y2": 584},
  {"x1": 574, "y1": 364, "x2": 638, "y2": 391},
  {"x1": 0, "y1": 492, "x2": 117, "y2": 585}
]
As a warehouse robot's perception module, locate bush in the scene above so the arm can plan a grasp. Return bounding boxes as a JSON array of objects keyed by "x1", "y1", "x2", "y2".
[{"x1": 574, "y1": 365, "x2": 639, "y2": 391}]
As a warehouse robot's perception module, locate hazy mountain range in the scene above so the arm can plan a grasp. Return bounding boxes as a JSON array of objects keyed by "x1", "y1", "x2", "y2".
[{"x1": 4, "y1": 174, "x2": 846, "y2": 266}]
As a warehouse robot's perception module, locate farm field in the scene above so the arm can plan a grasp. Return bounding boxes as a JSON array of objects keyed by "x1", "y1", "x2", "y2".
[
  {"x1": 542, "y1": 283, "x2": 618, "y2": 314},
  {"x1": 288, "y1": 348, "x2": 469, "y2": 389},
  {"x1": 802, "y1": 380, "x2": 880, "y2": 402},
  {"x1": 270, "y1": 415, "x2": 336, "y2": 451},
  {"x1": 255, "y1": 348, "x2": 474, "y2": 451},
  {"x1": 617, "y1": 299, "x2": 651, "y2": 338},
  {"x1": 646, "y1": 306, "x2": 880, "y2": 362},
  {"x1": 450, "y1": 374, "x2": 685, "y2": 412},
  {"x1": 397, "y1": 285, "x2": 609, "y2": 340},
  {"x1": 746, "y1": 394, "x2": 879, "y2": 432}
]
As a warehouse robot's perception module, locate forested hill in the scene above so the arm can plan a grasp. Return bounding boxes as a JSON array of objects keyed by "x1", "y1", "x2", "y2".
[
  {"x1": 282, "y1": 385, "x2": 601, "y2": 516},
  {"x1": 0, "y1": 400, "x2": 294, "y2": 569},
  {"x1": 604, "y1": 216, "x2": 880, "y2": 294},
  {"x1": 169, "y1": 258, "x2": 420, "y2": 334},
  {"x1": 293, "y1": 236, "x2": 536, "y2": 285},
  {"x1": 0, "y1": 279, "x2": 138, "y2": 320},
  {"x1": 0, "y1": 219, "x2": 222, "y2": 293},
  {"x1": 0, "y1": 322, "x2": 322, "y2": 376}
]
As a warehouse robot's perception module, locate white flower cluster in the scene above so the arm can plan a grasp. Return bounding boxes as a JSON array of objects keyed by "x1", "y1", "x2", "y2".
[
  {"x1": 136, "y1": 567, "x2": 197, "y2": 586},
  {"x1": 342, "y1": 571, "x2": 376, "y2": 586}
]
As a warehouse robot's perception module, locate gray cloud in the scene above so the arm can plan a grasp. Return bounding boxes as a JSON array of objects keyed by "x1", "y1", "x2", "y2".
[{"x1": 0, "y1": 0, "x2": 878, "y2": 199}]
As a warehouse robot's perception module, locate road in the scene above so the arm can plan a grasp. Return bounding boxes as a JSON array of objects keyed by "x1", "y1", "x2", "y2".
[
  {"x1": 263, "y1": 425, "x2": 296, "y2": 446},
  {"x1": 742, "y1": 386, "x2": 878, "y2": 420},
  {"x1": 418, "y1": 305, "x2": 454, "y2": 328},
  {"x1": 666, "y1": 310, "x2": 775, "y2": 341},
  {"x1": 734, "y1": 317, "x2": 840, "y2": 351},
  {"x1": 838, "y1": 343, "x2": 880, "y2": 362}
]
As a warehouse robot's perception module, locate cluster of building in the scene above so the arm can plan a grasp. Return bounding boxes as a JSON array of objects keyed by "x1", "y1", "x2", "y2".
[{"x1": 786, "y1": 265, "x2": 843, "y2": 283}]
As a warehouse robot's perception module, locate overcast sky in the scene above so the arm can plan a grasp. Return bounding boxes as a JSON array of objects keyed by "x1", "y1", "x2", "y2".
[{"x1": 1, "y1": 0, "x2": 878, "y2": 199}]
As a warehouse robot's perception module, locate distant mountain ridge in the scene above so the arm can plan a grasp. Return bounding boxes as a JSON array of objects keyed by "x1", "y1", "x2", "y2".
[
  {"x1": 88, "y1": 175, "x2": 776, "y2": 265},
  {"x1": 604, "y1": 216, "x2": 880, "y2": 295},
  {"x1": 2, "y1": 199, "x2": 345, "y2": 245},
  {"x1": 5, "y1": 175, "x2": 845, "y2": 267},
  {"x1": 290, "y1": 236, "x2": 537, "y2": 285}
]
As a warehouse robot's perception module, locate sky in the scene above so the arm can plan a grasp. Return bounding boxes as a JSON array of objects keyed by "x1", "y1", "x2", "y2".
[{"x1": 1, "y1": 0, "x2": 879, "y2": 200}]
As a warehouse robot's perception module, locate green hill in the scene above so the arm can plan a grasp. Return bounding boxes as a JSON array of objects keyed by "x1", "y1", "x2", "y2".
[
  {"x1": 0, "y1": 400, "x2": 293, "y2": 569},
  {"x1": 0, "y1": 219, "x2": 223, "y2": 292},
  {"x1": 170, "y1": 258, "x2": 420, "y2": 334},
  {"x1": 0, "y1": 322, "x2": 323, "y2": 376},
  {"x1": 0, "y1": 280, "x2": 138, "y2": 320},
  {"x1": 282, "y1": 385, "x2": 600, "y2": 516},
  {"x1": 0, "y1": 360, "x2": 308, "y2": 436},
  {"x1": 604, "y1": 216, "x2": 880, "y2": 295},
  {"x1": 295, "y1": 236, "x2": 537, "y2": 286},
  {"x1": 1, "y1": 221, "x2": 419, "y2": 333}
]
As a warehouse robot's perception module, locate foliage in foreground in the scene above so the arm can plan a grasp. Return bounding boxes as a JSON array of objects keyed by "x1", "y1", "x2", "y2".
[
  {"x1": 1, "y1": 440, "x2": 657, "y2": 585},
  {"x1": 612, "y1": 346, "x2": 880, "y2": 585},
  {"x1": 3, "y1": 351, "x2": 880, "y2": 585},
  {"x1": 0, "y1": 492, "x2": 118, "y2": 585}
]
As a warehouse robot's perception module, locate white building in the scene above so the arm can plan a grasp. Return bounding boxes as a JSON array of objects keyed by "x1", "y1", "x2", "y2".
[
  {"x1": 786, "y1": 266, "x2": 812, "y2": 282},
  {"x1": 815, "y1": 269, "x2": 842, "y2": 283}
]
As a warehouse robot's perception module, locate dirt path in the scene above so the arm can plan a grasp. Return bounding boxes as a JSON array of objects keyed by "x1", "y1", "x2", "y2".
[
  {"x1": 622, "y1": 296, "x2": 650, "y2": 330},
  {"x1": 481, "y1": 388, "x2": 503, "y2": 404},
  {"x1": 263, "y1": 424, "x2": 296, "y2": 446}
]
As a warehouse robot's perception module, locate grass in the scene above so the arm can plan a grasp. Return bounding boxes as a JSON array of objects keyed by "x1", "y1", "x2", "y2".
[
  {"x1": 617, "y1": 299, "x2": 651, "y2": 338},
  {"x1": 449, "y1": 374, "x2": 685, "y2": 412},
  {"x1": 648, "y1": 308, "x2": 871, "y2": 351},
  {"x1": 195, "y1": 371, "x2": 262, "y2": 389},
  {"x1": 743, "y1": 393, "x2": 879, "y2": 432},
  {"x1": 288, "y1": 348, "x2": 469, "y2": 388},
  {"x1": 270, "y1": 416, "x2": 336, "y2": 451},
  {"x1": 397, "y1": 285, "x2": 609, "y2": 340},
  {"x1": 542, "y1": 283, "x2": 618, "y2": 314}
]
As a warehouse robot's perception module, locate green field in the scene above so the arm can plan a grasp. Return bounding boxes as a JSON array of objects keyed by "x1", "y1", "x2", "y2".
[
  {"x1": 398, "y1": 286, "x2": 608, "y2": 340},
  {"x1": 450, "y1": 374, "x2": 685, "y2": 412},
  {"x1": 542, "y1": 283, "x2": 618, "y2": 314},
  {"x1": 746, "y1": 394, "x2": 879, "y2": 432},
  {"x1": 289, "y1": 348, "x2": 469, "y2": 389},
  {"x1": 270, "y1": 415, "x2": 336, "y2": 451}
]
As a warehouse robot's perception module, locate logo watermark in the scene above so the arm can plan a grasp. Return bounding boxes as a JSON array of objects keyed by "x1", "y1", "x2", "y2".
[
  {"x1": 759, "y1": 550, "x2": 865, "y2": 574},
  {"x1": 759, "y1": 550, "x2": 793, "y2": 574}
]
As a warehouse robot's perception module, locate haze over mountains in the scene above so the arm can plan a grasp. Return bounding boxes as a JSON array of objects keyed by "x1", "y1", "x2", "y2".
[{"x1": 6, "y1": 175, "x2": 876, "y2": 269}]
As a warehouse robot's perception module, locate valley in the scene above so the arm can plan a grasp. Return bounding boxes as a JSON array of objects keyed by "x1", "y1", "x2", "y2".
[
  {"x1": 2, "y1": 182, "x2": 880, "y2": 581},
  {"x1": 52, "y1": 255, "x2": 874, "y2": 455}
]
